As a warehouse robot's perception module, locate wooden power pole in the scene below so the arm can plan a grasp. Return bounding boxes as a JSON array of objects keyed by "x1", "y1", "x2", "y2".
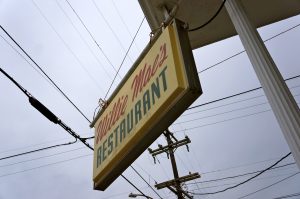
[{"x1": 148, "y1": 129, "x2": 200, "y2": 199}]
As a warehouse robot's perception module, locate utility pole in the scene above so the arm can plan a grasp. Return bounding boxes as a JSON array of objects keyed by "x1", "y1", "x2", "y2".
[{"x1": 148, "y1": 129, "x2": 200, "y2": 199}]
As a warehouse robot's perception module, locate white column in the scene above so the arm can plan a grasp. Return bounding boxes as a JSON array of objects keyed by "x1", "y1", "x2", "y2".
[{"x1": 225, "y1": 0, "x2": 300, "y2": 168}]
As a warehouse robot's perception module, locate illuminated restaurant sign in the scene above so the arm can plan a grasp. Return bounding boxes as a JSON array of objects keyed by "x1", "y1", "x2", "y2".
[{"x1": 91, "y1": 19, "x2": 202, "y2": 191}]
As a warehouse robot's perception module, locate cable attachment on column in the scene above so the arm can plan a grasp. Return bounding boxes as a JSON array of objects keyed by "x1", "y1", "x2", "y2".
[
  {"x1": 93, "y1": 98, "x2": 109, "y2": 119},
  {"x1": 99, "y1": 98, "x2": 108, "y2": 109},
  {"x1": 149, "y1": 0, "x2": 182, "y2": 41}
]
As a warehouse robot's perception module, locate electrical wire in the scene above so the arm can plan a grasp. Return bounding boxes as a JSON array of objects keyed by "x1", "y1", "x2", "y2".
[
  {"x1": 187, "y1": 162, "x2": 296, "y2": 185},
  {"x1": 0, "y1": 67, "x2": 94, "y2": 150},
  {"x1": 174, "y1": 109, "x2": 270, "y2": 132},
  {"x1": 199, "y1": 23, "x2": 300, "y2": 73},
  {"x1": 180, "y1": 101, "x2": 299, "y2": 132},
  {"x1": 0, "y1": 139, "x2": 77, "y2": 161},
  {"x1": 0, "y1": 34, "x2": 57, "y2": 91},
  {"x1": 64, "y1": 0, "x2": 120, "y2": 77},
  {"x1": 54, "y1": 0, "x2": 113, "y2": 79},
  {"x1": 1, "y1": 147, "x2": 151, "y2": 199},
  {"x1": 273, "y1": 192, "x2": 300, "y2": 199},
  {"x1": 187, "y1": 171, "x2": 299, "y2": 192},
  {"x1": 1, "y1": 68, "x2": 146, "y2": 197},
  {"x1": 83, "y1": 136, "x2": 95, "y2": 140},
  {"x1": 175, "y1": 153, "x2": 203, "y2": 194},
  {"x1": 104, "y1": 17, "x2": 145, "y2": 99},
  {"x1": 0, "y1": 25, "x2": 91, "y2": 123},
  {"x1": 2, "y1": 48, "x2": 152, "y2": 197},
  {"x1": 2, "y1": 4, "x2": 298, "y2": 196},
  {"x1": 182, "y1": 84, "x2": 300, "y2": 118},
  {"x1": 66, "y1": 12, "x2": 150, "y2": 193},
  {"x1": 0, "y1": 147, "x2": 85, "y2": 168},
  {"x1": 177, "y1": 101, "x2": 269, "y2": 125},
  {"x1": 187, "y1": 74, "x2": 300, "y2": 110},
  {"x1": 121, "y1": 174, "x2": 149, "y2": 197},
  {"x1": 184, "y1": 94, "x2": 266, "y2": 117},
  {"x1": 237, "y1": 172, "x2": 300, "y2": 199},
  {"x1": 263, "y1": 24, "x2": 300, "y2": 43},
  {"x1": 189, "y1": 0, "x2": 226, "y2": 32},
  {"x1": 134, "y1": 163, "x2": 159, "y2": 184},
  {"x1": 133, "y1": 162, "x2": 171, "y2": 198},
  {"x1": 188, "y1": 152, "x2": 291, "y2": 195},
  {"x1": 188, "y1": 87, "x2": 262, "y2": 110},
  {"x1": 176, "y1": 93, "x2": 299, "y2": 125},
  {"x1": 130, "y1": 165, "x2": 163, "y2": 199},
  {"x1": 0, "y1": 137, "x2": 80, "y2": 155},
  {"x1": 62, "y1": 14, "x2": 149, "y2": 191},
  {"x1": 31, "y1": 0, "x2": 105, "y2": 93},
  {"x1": 173, "y1": 97, "x2": 299, "y2": 133},
  {"x1": 201, "y1": 155, "x2": 294, "y2": 175},
  {"x1": 111, "y1": 0, "x2": 141, "y2": 52},
  {"x1": 0, "y1": 153, "x2": 93, "y2": 179},
  {"x1": 90, "y1": 0, "x2": 134, "y2": 64}
]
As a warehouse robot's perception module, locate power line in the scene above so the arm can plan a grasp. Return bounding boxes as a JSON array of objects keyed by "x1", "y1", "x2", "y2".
[
  {"x1": 177, "y1": 101, "x2": 269, "y2": 125},
  {"x1": 0, "y1": 68, "x2": 146, "y2": 197},
  {"x1": 273, "y1": 192, "x2": 300, "y2": 199},
  {"x1": 70, "y1": 14, "x2": 153, "y2": 194},
  {"x1": 104, "y1": 17, "x2": 145, "y2": 99},
  {"x1": 2, "y1": 69, "x2": 147, "y2": 195},
  {"x1": 174, "y1": 109, "x2": 270, "y2": 133},
  {"x1": 1, "y1": 148, "x2": 295, "y2": 199},
  {"x1": 174, "y1": 104, "x2": 299, "y2": 133},
  {"x1": 0, "y1": 25, "x2": 91, "y2": 123},
  {"x1": 187, "y1": 171, "x2": 299, "y2": 192},
  {"x1": 0, "y1": 137, "x2": 77, "y2": 155},
  {"x1": 188, "y1": 152, "x2": 291, "y2": 195},
  {"x1": 64, "y1": 0, "x2": 119, "y2": 77},
  {"x1": 188, "y1": 87, "x2": 262, "y2": 111},
  {"x1": 184, "y1": 94, "x2": 266, "y2": 117},
  {"x1": 264, "y1": 24, "x2": 300, "y2": 43},
  {"x1": 0, "y1": 132, "x2": 94, "y2": 155},
  {"x1": 111, "y1": 0, "x2": 141, "y2": 52},
  {"x1": 0, "y1": 153, "x2": 92, "y2": 179},
  {"x1": 199, "y1": 51, "x2": 244, "y2": 74},
  {"x1": 0, "y1": 67, "x2": 93, "y2": 150},
  {"x1": 134, "y1": 163, "x2": 159, "y2": 184},
  {"x1": 187, "y1": 162, "x2": 296, "y2": 185},
  {"x1": 133, "y1": 162, "x2": 171, "y2": 198},
  {"x1": 189, "y1": 0, "x2": 226, "y2": 32},
  {"x1": 175, "y1": 153, "x2": 203, "y2": 195},
  {"x1": 187, "y1": 74, "x2": 300, "y2": 110},
  {"x1": 237, "y1": 172, "x2": 300, "y2": 199},
  {"x1": 0, "y1": 139, "x2": 77, "y2": 161},
  {"x1": 90, "y1": 0, "x2": 135, "y2": 64},
  {"x1": 199, "y1": 23, "x2": 300, "y2": 73},
  {"x1": 0, "y1": 147, "x2": 85, "y2": 168},
  {"x1": 121, "y1": 174, "x2": 149, "y2": 198},
  {"x1": 130, "y1": 165, "x2": 163, "y2": 199},
  {"x1": 176, "y1": 93, "x2": 299, "y2": 125},
  {"x1": 2, "y1": 15, "x2": 298, "y2": 196},
  {"x1": 31, "y1": 0, "x2": 105, "y2": 93},
  {"x1": 182, "y1": 84, "x2": 300, "y2": 118},
  {"x1": 0, "y1": 34, "x2": 57, "y2": 91},
  {"x1": 201, "y1": 156, "x2": 294, "y2": 175},
  {"x1": 54, "y1": 0, "x2": 113, "y2": 79}
]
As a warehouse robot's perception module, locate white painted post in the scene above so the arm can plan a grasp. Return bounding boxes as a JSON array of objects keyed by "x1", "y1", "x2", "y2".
[{"x1": 225, "y1": 0, "x2": 300, "y2": 168}]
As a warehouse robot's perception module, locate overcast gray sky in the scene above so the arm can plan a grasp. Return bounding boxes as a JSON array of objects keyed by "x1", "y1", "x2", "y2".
[{"x1": 0, "y1": 0, "x2": 300, "y2": 199}]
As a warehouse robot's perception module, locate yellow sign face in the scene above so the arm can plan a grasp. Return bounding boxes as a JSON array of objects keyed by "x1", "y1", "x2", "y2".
[{"x1": 92, "y1": 19, "x2": 201, "y2": 190}]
